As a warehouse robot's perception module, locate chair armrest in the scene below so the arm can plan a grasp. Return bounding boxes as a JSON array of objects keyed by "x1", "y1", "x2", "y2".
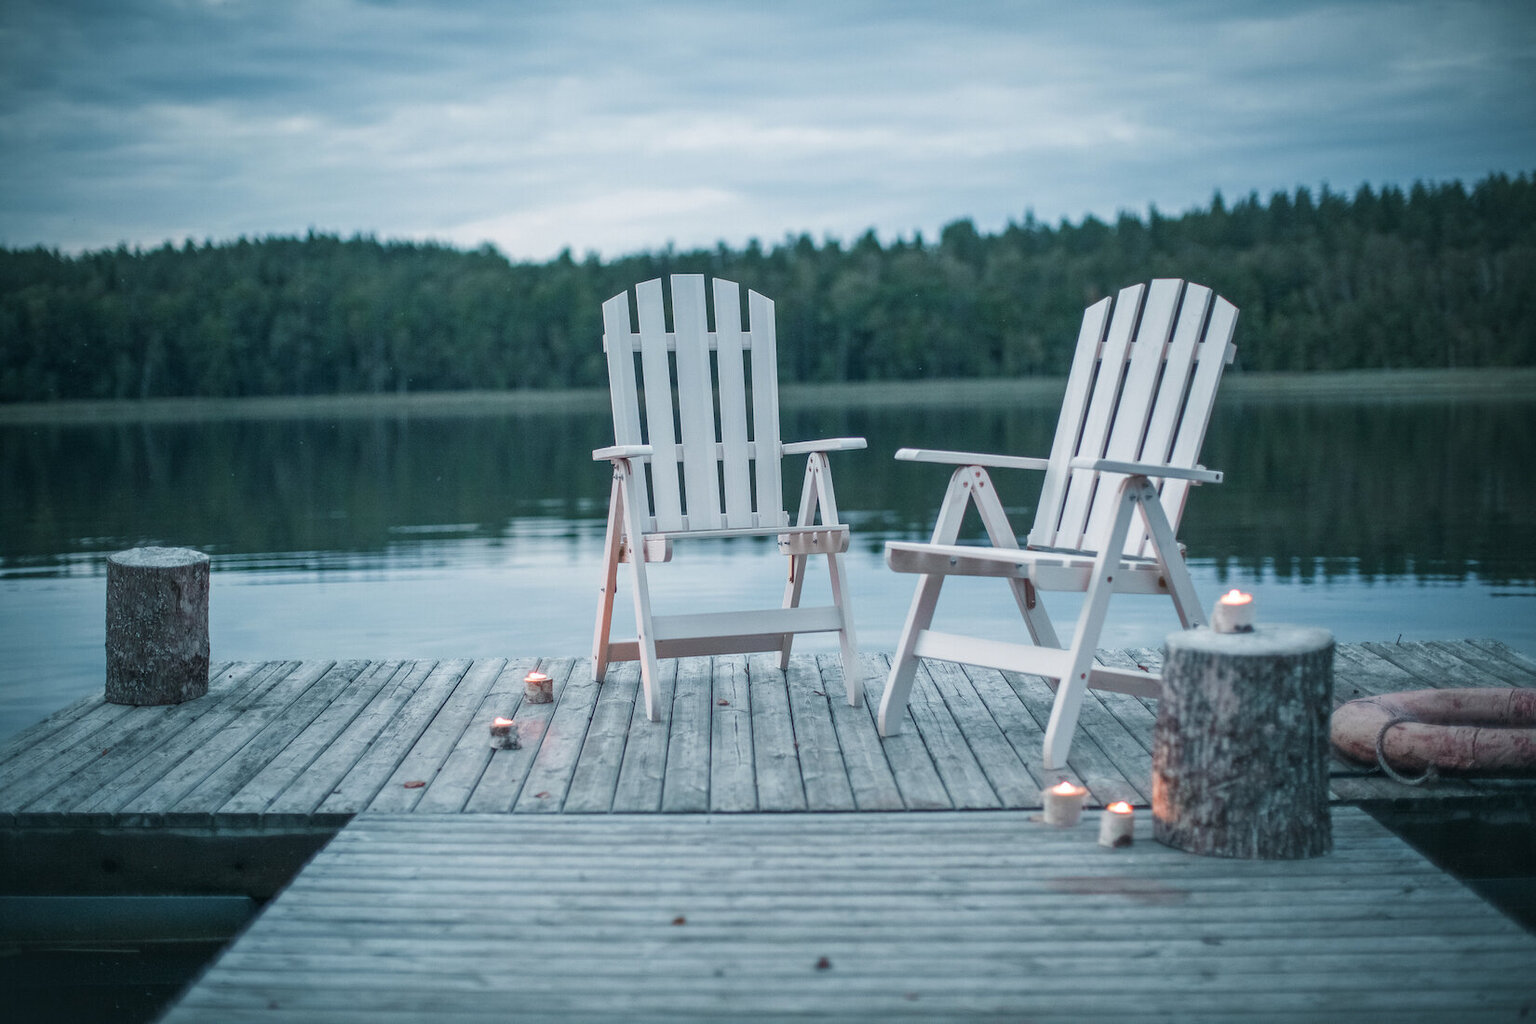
[
  {"x1": 593, "y1": 444, "x2": 654, "y2": 462},
  {"x1": 895, "y1": 448, "x2": 1050, "y2": 472},
  {"x1": 781, "y1": 437, "x2": 868, "y2": 455},
  {"x1": 1069, "y1": 457, "x2": 1223, "y2": 484}
]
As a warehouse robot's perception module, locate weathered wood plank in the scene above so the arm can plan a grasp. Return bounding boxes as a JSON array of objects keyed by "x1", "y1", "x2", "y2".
[
  {"x1": 746, "y1": 655, "x2": 807, "y2": 812},
  {"x1": 369, "y1": 659, "x2": 507, "y2": 814},
  {"x1": 217, "y1": 660, "x2": 406, "y2": 822},
  {"x1": 709, "y1": 655, "x2": 757, "y2": 812},
  {"x1": 1429, "y1": 638, "x2": 1536, "y2": 687},
  {"x1": 62, "y1": 662, "x2": 296, "y2": 825},
  {"x1": 168, "y1": 660, "x2": 370, "y2": 823},
  {"x1": 113, "y1": 660, "x2": 337, "y2": 825},
  {"x1": 562, "y1": 660, "x2": 642, "y2": 813},
  {"x1": 818, "y1": 654, "x2": 903, "y2": 811},
  {"x1": 266, "y1": 660, "x2": 435, "y2": 824},
  {"x1": 12, "y1": 662, "x2": 267, "y2": 822},
  {"x1": 412, "y1": 659, "x2": 528, "y2": 815},
  {"x1": 0, "y1": 664, "x2": 231, "y2": 802},
  {"x1": 514, "y1": 658, "x2": 599, "y2": 813},
  {"x1": 922, "y1": 658, "x2": 1039, "y2": 806},
  {"x1": 955, "y1": 662, "x2": 1052, "y2": 791},
  {"x1": 998, "y1": 668, "x2": 1133, "y2": 804},
  {"x1": 903, "y1": 661, "x2": 998, "y2": 809},
  {"x1": 317, "y1": 660, "x2": 469, "y2": 816},
  {"x1": 783, "y1": 655, "x2": 857, "y2": 811},
  {"x1": 660, "y1": 657, "x2": 713, "y2": 812},
  {"x1": 609, "y1": 660, "x2": 675, "y2": 812},
  {"x1": 459, "y1": 659, "x2": 569, "y2": 815},
  {"x1": 857, "y1": 655, "x2": 951, "y2": 809}
]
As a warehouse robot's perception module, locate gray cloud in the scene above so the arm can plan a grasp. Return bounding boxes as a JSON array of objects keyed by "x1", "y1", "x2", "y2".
[{"x1": 1, "y1": 0, "x2": 1532, "y2": 260}]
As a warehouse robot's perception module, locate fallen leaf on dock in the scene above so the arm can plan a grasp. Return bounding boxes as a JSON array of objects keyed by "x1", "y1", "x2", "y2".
[{"x1": 403, "y1": 780, "x2": 425, "y2": 789}]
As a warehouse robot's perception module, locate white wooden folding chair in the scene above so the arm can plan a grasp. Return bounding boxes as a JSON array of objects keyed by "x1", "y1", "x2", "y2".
[
  {"x1": 877, "y1": 279, "x2": 1238, "y2": 769},
  {"x1": 593, "y1": 275, "x2": 865, "y2": 721}
]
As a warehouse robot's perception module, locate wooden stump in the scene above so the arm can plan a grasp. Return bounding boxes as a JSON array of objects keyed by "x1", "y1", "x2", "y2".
[
  {"x1": 1153, "y1": 625, "x2": 1334, "y2": 859},
  {"x1": 105, "y1": 547, "x2": 210, "y2": 706}
]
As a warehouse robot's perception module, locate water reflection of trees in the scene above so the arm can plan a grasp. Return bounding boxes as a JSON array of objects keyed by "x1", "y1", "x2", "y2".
[{"x1": 1, "y1": 396, "x2": 1531, "y2": 584}]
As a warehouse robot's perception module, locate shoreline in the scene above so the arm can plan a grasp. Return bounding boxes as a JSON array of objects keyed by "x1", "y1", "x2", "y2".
[{"x1": 0, "y1": 366, "x2": 1532, "y2": 424}]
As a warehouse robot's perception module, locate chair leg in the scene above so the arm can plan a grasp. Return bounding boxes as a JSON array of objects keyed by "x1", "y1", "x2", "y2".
[
  {"x1": 592, "y1": 473, "x2": 624, "y2": 681},
  {"x1": 613, "y1": 461, "x2": 663, "y2": 722},
  {"x1": 778, "y1": 455, "x2": 821, "y2": 668},
  {"x1": 878, "y1": 572, "x2": 942, "y2": 735},
  {"x1": 965, "y1": 465, "x2": 1063, "y2": 649},
  {"x1": 826, "y1": 546, "x2": 861, "y2": 706},
  {"x1": 1138, "y1": 482, "x2": 1205, "y2": 628},
  {"x1": 878, "y1": 467, "x2": 976, "y2": 736},
  {"x1": 1041, "y1": 477, "x2": 1143, "y2": 770}
]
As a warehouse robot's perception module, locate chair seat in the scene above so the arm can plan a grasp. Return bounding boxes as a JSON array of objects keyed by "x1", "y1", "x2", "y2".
[{"x1": 885, "y1": 540, "x2": 1172, "y2": 594}]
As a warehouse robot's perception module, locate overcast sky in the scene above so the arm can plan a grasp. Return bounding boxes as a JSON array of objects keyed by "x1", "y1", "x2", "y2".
[{"x1": 2, "y1": 0, "x2": 1533, "y2": 262}]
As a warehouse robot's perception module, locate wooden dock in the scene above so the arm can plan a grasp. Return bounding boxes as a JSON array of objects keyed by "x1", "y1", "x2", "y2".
[
  {"x1": 156, "y1": 808, "x2": 1536, "y2": 1022},
  {"x1": 4, "y1": 640, "x2": 1536, "y2": 1019},
  {"x1": 3, "y1": 641, "x2": 1535, "y2": 838}
]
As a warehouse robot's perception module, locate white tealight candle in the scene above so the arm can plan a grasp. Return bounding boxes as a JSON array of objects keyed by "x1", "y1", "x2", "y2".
[
  {"x1": 1211, "y1": 589, "x2": 1256, "y2": 634},
  {"x1": 1042, "y1": 780, "x2": 1088, "y2": 827},
  {"x1": 524, "y1": 671, "x2": 554, "y2": 704},
  {"x1": 1098, "y1": 800, "x2": 1135, "y2": 847},
  {"x1": 488, "y1": 716, "x2": 519, "y2": 749}
]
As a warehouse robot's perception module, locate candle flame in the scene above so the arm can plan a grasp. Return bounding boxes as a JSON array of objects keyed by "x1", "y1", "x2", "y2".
[
  {"x1": 1219, "y1": 589, "x2": 1253, "y2": 606},
  {"x1": 524, "y1": 671, "x2": 551, "y2": 683},
  {"x1": 1050, "y1": 780, "x2": 1083, "y2": 795},
  {"x1": 492, "y1": 717, "x2": 514, "y2": 728},
  {"x1": 1107, "y1": 800, "x2": 1133, "y2": 814}
]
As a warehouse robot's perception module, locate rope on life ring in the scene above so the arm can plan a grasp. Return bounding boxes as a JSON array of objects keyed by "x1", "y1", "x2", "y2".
[{"x1": 1372, "y1": 715, "x2": 1436, "y2": 786}]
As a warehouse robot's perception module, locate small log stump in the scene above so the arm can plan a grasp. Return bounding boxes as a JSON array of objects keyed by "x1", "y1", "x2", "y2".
[
  {"x1": 1153, "y1": 625, "x2": 1334, "y2": 859},
  {"x1": 106, "y1": 546, "x2": 210, "y2": 706}
]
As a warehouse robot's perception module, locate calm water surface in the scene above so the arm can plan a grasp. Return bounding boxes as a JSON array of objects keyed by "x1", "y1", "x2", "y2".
[{"x1": 2, "y1": 383, "x2": 1534, "y2": 743}]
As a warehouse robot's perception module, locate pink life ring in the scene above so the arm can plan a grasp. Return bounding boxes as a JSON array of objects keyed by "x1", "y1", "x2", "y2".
[{"x1": 1331, "y1": 688, "x2": 1536, "y2": 776}]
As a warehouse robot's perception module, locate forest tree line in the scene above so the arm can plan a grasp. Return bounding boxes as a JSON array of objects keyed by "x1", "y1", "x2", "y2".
[{"x1": 1, "y1": 171, "x2": 1533, "y2": 402}]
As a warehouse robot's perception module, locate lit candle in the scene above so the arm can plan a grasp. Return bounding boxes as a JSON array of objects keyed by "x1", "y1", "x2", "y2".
[
  {"x1": 1041, "y1": 779, "x2": 1088, "y2": 827},
  {"x1": 524, "y1": 671, "x2": 554, "y2": 704},
  {"x1": 1098, "y1": 800, "x2": 1135, "y2": 847},
  {"x1": 1211, "y1": 589, "x2": 1256, "y2": 634},
  {"x1": 488, "y1": 716, "x2": 519, "y2": 749}
]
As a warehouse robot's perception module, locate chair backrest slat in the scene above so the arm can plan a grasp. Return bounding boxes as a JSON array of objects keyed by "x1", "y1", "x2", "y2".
[
  {"x1": 1031, "y1": 296, "x2": 1112, "y2": 548},
  {"x1": 1150, "y1": 293, "x2": 1238, "y2": 551},
  {"x1": 602, "y1": 291, "x2": 652, "y2": 528},
  {"x1": 748, "y1": 287, "x2": 785, "y2": 527},
  {"x1": 1028, "y1": 279, "x2": 1237, "y2": 557},
  {"x1": 671, "y1": 275, "x2": 723, "y2": 531},
  {"x1": 1080, "y1": 279, "x2": 1181, "y2": 546},
  {"x1": 1051, "y1": 283, "x2": 1146, "y2": 550},
  {"x1": 602, "y1": 275, "x2": 786, "y2": 536},
  {"x1": 634, "y1": 280, "x2": 685, "y2": 531},
  {"x1": 713, "y1": 278, "x2": 755, "y2": 528}
]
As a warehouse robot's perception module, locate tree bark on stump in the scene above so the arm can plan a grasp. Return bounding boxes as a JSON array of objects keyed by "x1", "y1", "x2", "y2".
[
  {"x1": 105, "y1": 547, "x2": 210, "y2": 706},
  {"x1": 1153, "y1": 625, "x2": 1334, "y2": 859}
]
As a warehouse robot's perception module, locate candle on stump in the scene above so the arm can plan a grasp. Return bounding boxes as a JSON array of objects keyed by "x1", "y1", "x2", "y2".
[
  {"x1": 1211, "y1": 589, "x2": 1256, "y2": 634},
  {"x1": 488, "y1": 716, "x2": 519, "y2": 749},
  {"x1": 1098, "y1": 801, "x2": 1135, "y2": 847},
  {"x1": 1041, "y1": 779, "x2": 1087, "y2": 827},
  {"x1": 524, "y1": 671, "x2": 554, "y2": 704}
]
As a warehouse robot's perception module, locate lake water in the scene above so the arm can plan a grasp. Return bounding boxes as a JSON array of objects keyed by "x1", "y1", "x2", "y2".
[{"x1": 2, "y1": 379, "x2": 1534, "y2": 744}]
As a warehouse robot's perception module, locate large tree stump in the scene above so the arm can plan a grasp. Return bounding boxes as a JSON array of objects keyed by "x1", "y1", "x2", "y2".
[
  {"x1": 106, "y1": 547, "x2": 210, "y2": 706},
  {"x1": 1153, "y1": 625, "x2": 1334, "y2": 859}
]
